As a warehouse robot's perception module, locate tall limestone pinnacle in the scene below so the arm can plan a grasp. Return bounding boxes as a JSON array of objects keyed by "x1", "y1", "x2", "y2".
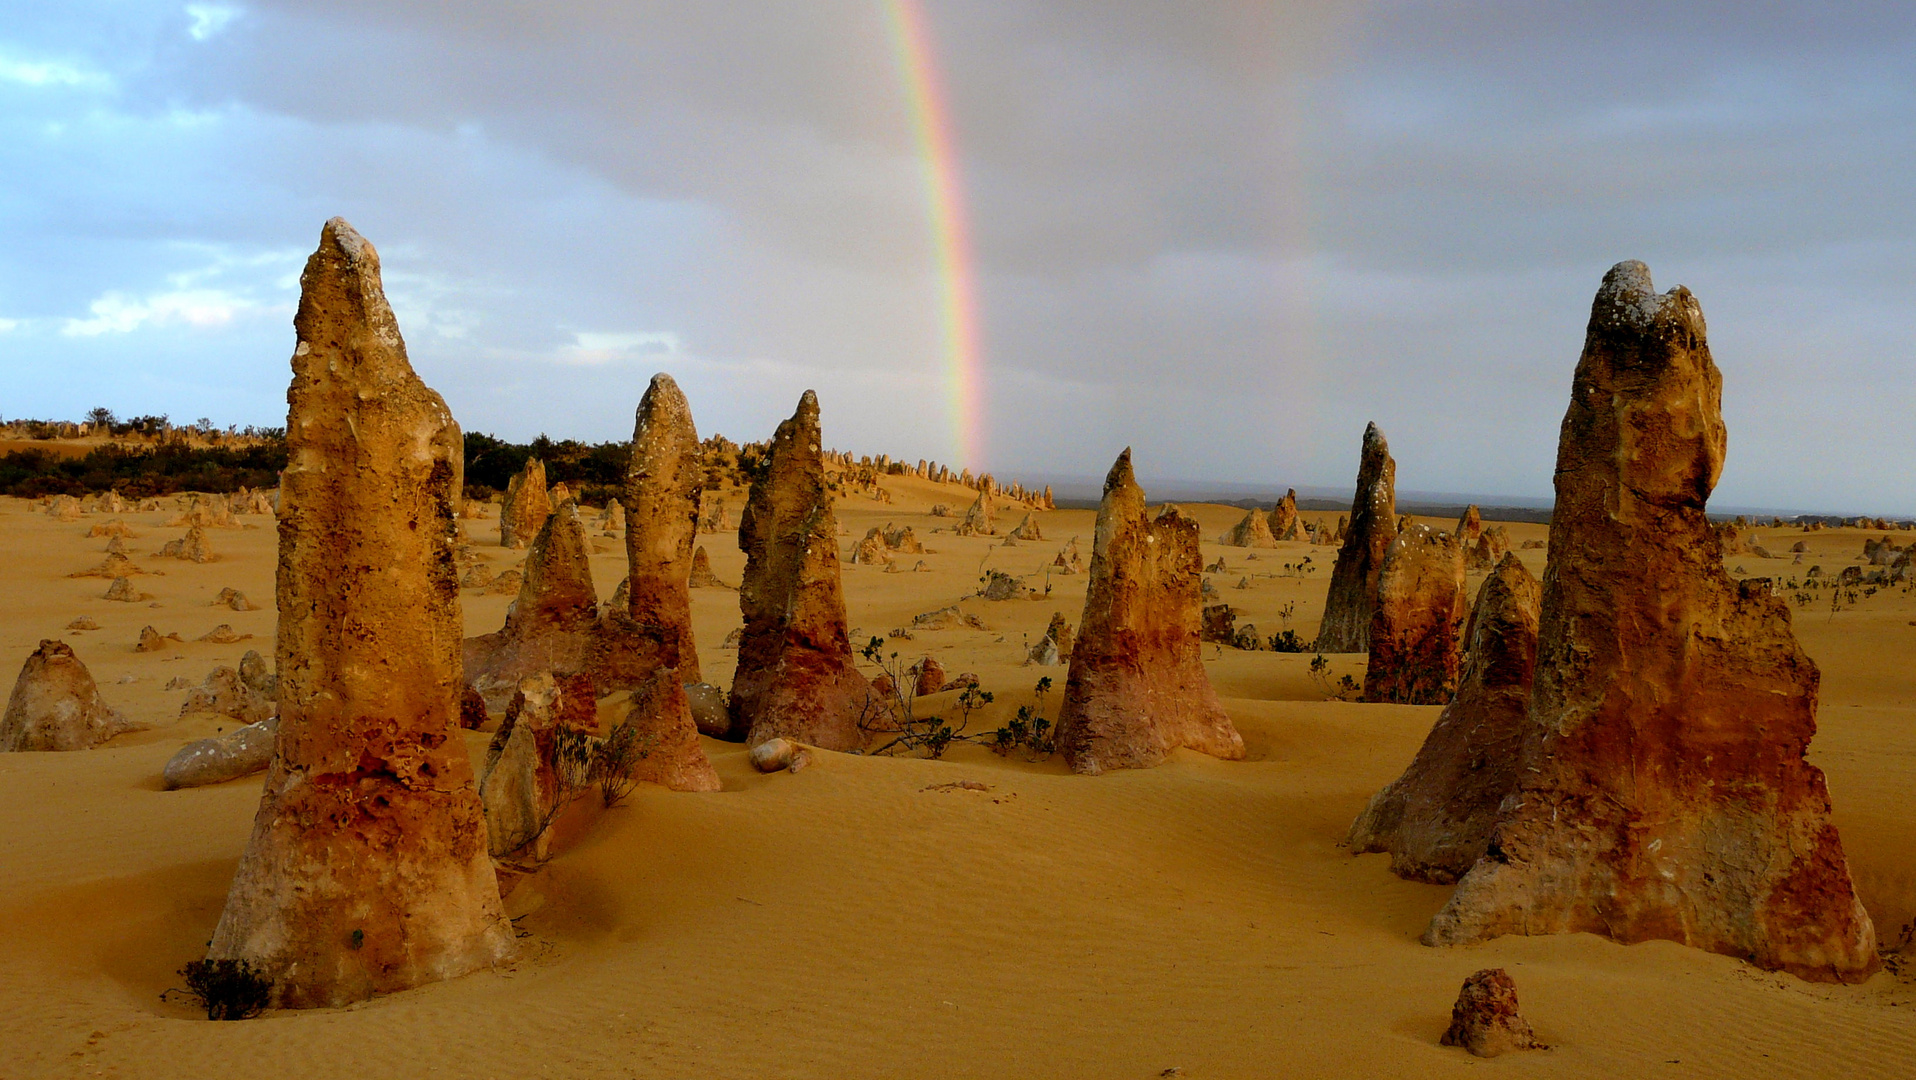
[
  {"x1": 728, "y1": 390, "x2": 871, "y2": 749},
  {"x1": 1423, "y1": 261, "x2": 1877, "y2": 982},
  {"x1": 1316, "y1": 422, "x2": 1397, "y2": 652},
  {"x1": 206, "y1": 218, "x2": 512, "y2": 1007},
  {"x1": 1053, "y1": 449, "x2": 1243, "y2": 774},
  {"x1": 614, "y1": 372, "x2": 704, "y2": 682}
]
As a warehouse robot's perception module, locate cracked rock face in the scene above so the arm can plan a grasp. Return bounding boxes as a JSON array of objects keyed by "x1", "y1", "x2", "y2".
[
  {"x1": 206, "y1": 218, "x2": 512, "y2": 1009},
  {"x1": 1423, "y1": 261, "x2": 1879, "y2": 983},
  {"x1": 727, "y1": 391, "x2": 872, "y2": 750},
  {"x1": 1316, "y1": 423, "x2": 1397, "y2": 652},
  {"x1": 500, "y1": 458, "x2": 553, "y2": 549},
  {"x1": 1053, "y1": 450, "x2": 1243, "y2": 775}
]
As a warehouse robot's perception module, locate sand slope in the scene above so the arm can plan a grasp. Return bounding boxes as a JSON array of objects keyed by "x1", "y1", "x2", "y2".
[{"x1": 0, "y1": 488, "x2": 1911, "y2": 1079}]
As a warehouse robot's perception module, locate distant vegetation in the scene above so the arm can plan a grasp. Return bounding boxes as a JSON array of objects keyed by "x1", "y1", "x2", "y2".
[
  {"x1": 0, "y1": 409, "x2": 691, "y2": 505},
  {"x1": 0, "y1": 441, "x2": 290, "y2": 499}
]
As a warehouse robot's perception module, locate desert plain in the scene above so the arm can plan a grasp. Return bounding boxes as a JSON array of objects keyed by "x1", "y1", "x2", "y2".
[{"x1": 0, "y1": 463, "x2": 1912, "y2": 1079}]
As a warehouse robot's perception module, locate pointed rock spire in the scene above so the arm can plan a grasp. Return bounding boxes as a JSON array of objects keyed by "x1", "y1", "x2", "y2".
[
  {"x1": 1053, "y1": 449, "x2": 1243, "y2": 774},
  {"x1": 208, "y1": 218, "x2": 511, "y2": 1008}
]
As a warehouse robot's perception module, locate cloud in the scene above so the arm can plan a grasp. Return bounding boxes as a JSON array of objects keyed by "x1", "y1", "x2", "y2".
[
  {"x1": 552, "y1": 331, "x2": 683, "y2": 366},
  {"x1": 0, "y1": 54, "x2": 111, "y2": 89},
  {"x1": 60, "y1": 288, "x2": 278, "y2": 336},
  {"x1": 186, "y1": 4, "x2": 242, "y2": 42},
  {"x1": 5, "y1": 2, "x2": 1916, "y2": 513},
  {"x1": 0, "y1": 318, "x2": 20, "y2": 333}
]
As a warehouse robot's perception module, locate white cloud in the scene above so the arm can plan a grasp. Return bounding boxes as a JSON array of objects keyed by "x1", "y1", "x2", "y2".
[
  {"x1": 552, "y1": 331, "x2": 683, "y2": 366},
  {"x1": 61, "y1": 289, "x2": 273, "y2": 336},
  {"x1": 186, "y1": 4, "x2": 242, "y2": 42},
  {"x1": 0, "y1": 55, "x2": 111, "y2": 89},
  {"x1": 0, "y1": 318, "x2": 20, "y2": 333}
]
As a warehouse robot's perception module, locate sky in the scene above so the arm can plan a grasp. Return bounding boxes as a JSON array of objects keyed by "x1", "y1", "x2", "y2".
[{"x1": 0, "y1": 2, "x2": 1912, "y2": 514}]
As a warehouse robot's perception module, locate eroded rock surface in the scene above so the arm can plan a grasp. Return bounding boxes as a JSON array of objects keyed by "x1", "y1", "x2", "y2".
[
  {"x1": 594, "y1": 373, "x2": 705, "y2": 691},
  {"x1": 1053, "y1": 451, "x2": 1242, "y2": 774},
  {"x1": 1440, "y1": 969, "x2": 1542, "y2": 1058},
  {"x1": 727, "y1": 392, "x2": 871, "y2": 750},
  {"x1": 500, "y1": 458, "x2": 553, "y2": 549},
  {"x1": 1, "y1": 639, "x2": 140, "y2": 751},
  {"x1": 206, "y1": 218, "x2": 512, "y2": 1009},
  {"x1": 463, "y1": 504, "x2": 601, "y2": 708},
  {"x1": 1349, "y1": 553, "x2": 1540, "y2": 882},
  {"x1": 1224, "y1": 509, "x2": 1278, "y2": 548},
  {"x1": 1423, "y1": 261, "x2": 1878, "y2": 983},
  {"x1": 1267, "y1": 489, "x2": 1301, "y2": 541},
  {"x1": 1316, "y1": 423, "x2": 1398, "y2": 652},
  {"x1": 1362, "y1": 525, "x2": 1467, "y2": 705}
]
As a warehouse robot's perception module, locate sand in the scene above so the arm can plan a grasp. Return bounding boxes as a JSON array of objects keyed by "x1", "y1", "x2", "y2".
[{"x1": 0, "y1": 481, "x2": 1911, "y2": 1078}]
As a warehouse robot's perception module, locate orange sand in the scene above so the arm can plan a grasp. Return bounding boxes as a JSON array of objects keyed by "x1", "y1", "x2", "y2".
[{"x1": 0, "y1": 480, "x2": 1911, "y2": 1079}]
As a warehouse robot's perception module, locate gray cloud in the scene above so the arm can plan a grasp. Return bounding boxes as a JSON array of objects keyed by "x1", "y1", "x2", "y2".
[{"x1": 1, "y1": 1, "x2": 1912, "y2": 512}]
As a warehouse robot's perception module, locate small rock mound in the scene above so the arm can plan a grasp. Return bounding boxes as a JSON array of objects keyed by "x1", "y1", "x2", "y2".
[
  {"x1": 2, "y1": 639, "x2": 142, "y2": 751},
  {"x1": 1440, "y1": 969, "x2": 1542, "y2": 1058},
  {"x1": 688, "y1": 545, "x2": 731, "y2": 588}
]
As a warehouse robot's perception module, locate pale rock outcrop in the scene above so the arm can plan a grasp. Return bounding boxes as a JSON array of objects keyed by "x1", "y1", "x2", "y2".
[
  {"x1": 215, "y1": 587, "x2": 258, "y2": 611},
  {"x1": 1348, "y1": 553, "x2": 1540, "y2": 882},
  {"x1": 104, "y1": 577, "x2": 151, "y2": 603},
  {"x1": 848, "y1": 528, "x2": 893, "y2": 566},
  {"x1": 1267, "y1": 489, "x2": 1301, "y2": 541},
  {"x1": 500, "y1": 458, "x2": 553, "y2": 549},
  {"x1": 727, "y1": 391, "x2": 871, "y2": 749},
  {"x1": 87, "y1": 518, "x2": 136, "y2": 538},
  {"x1": 206, "y1": 218, "x2": 511, "y2": 1009},
  {"x1": 2, "y1": 639, "x2": 141, "y2": 751},
  {"x1": 157, "y1": 526, "x2": 217, "y2": 563},
  {"x1": 47, "y1": 495, "x2": 82, "y2": 522},
  {"x1": 1045, "y1": 612, "x2": 1073, "y2": 660},
  {"x1": 684, "y1": 681, "x2": 729, "y2": 737},
  {"x1": 1423, "y1": 261, "x2": 1878, "y2": 983},
  {"x1": 955, "y1": 489, "x2": 996, "y2": 536},
  {"x1": 688, "y1": 545, "x2": 730, "y2": 588},
  {"x1": 1362, "y1": 525, "x2": 1468, "y2": 705},
  {"x1": 1054, "y1": 451, "x2": 1243, "y2": 774},
  {"x1": 164, "y1": 718, "x2": 280, "y2": 790},
  {"x1": 1316, "y1": 424, "x2": 1397, "y2": 651},
  {"x1": 1007, "y1": 513, "x2": 1044, "y2": 541},
  {"x1": 477, "y1": 673, "x2": 590, "y2": 860},
  {"x1": 882, "y1": 524, "x2": 924, "y2": 554},
  {"x1": 180, "y1": 656, "x2": 278, "y2": 724},
  {"x1": 1224, "y1": 508, "x2": 1278, "y2": 548}
]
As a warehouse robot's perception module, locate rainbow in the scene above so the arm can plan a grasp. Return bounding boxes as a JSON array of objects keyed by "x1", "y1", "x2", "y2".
[{"x1": 882, "y1": 0, "x2": 983, "y2": 468}]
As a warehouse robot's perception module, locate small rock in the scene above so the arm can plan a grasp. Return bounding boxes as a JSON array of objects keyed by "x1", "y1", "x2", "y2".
[
  {"x1": 750, "y1": 737, "x2": 809, "y2": 773},
  {"x1": 162, "y1": 718, "x2": 279, "y2": 790},
  {"x1": 1440, "y1": 968, "x2": 1543, "y2": 1058},
  {"x1": 684, "y1": 681, "x2": 729, "y2": 737},
  {"x1": 66, "y1": 617, "x2": 100, "y2": 631}
]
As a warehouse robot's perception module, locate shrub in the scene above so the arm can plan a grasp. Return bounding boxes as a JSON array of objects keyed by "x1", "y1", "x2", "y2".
[{"x1": 174, "y1": 958, "x2": 273, "y2": 1020}]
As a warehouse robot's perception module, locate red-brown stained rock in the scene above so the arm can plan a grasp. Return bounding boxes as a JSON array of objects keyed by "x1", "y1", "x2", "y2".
[
  {"x1": 620, "y1": 668, "x2": 720, "y2": 792},
  {"x1": 1362, "y1": 524, "x2": 1467, "y2": 705},
  {"x1": 1440, "y1": 969, "x2": 1542, "y2": 1058},
  {"x1": 1349, "y1": 552, "x2": 1540, "y2": 882},
  {"x1": 463, "y1": 503, "x2": 600, "y2": 708},
  {"x1": 592, "y1": 373, "x2": 705, "y2": 690},
  {"x1": 727, "y1": 391, "x2": 871, "y2": 750},
  {"x1": 1423, "y1": 261, "x2": 1878, "y2": 982},
  {"x1": 1, "y1": 639, "x2": 141, "y2": 752},
  {"x1": 1316, "y1": 423, "x2": 1398, "y2": 652},
  {"x1": 1054, "y1": 450, "x2": 1243, "y2": 774},
  {"x1": 207, "y1": 218, "x2": 511, "y2": 1008}
]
